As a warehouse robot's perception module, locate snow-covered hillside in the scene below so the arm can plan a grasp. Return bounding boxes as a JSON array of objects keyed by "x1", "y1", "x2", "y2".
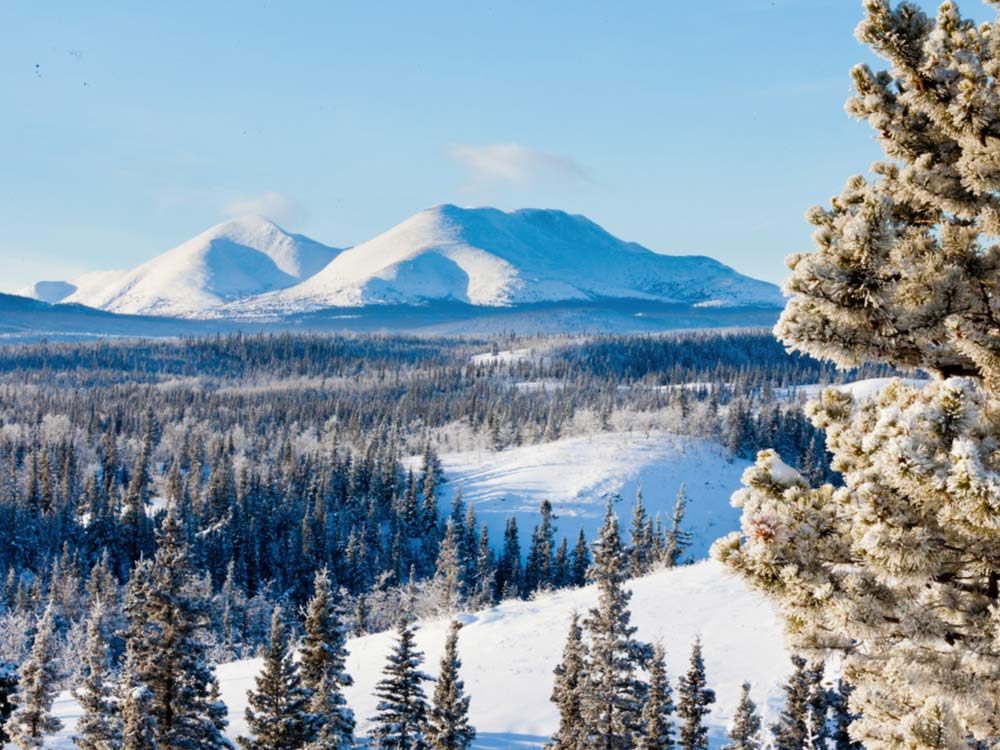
[
  {"x1": 16, "y1": 270, "x2": 128, "y2": 304},
  {"x1": 49, "y1": 561, "x2": 788, "y2": 750},
  {"x1": 245, "y1": 205, "x2": 782, "y2": 313},
  {"x1": 431, "y1": 431, "x2": 751, "y2": 561},
  {"x1": 64, "y1": 217, "x2": 341, "y2": 317}
]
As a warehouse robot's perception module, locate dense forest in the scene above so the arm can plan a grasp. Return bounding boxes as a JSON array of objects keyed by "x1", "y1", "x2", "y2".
[{"x1": 0, "y1": 330, "x2": 897, "y2": 673}]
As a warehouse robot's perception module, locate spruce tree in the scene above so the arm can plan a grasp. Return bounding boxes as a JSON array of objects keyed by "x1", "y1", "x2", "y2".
[
  {"x1": 722, "y1": 683, "x2": 761, "y2": 750},
  {"x1": 709, "y1": 2, "x2": 1000, "y2": 745},
  {"x1": 432, "y1": 520, "x2": 463, "y2": 614},
  {"x1": 369, "y1": 604, "x2": 431, "y2": 750},
  {"x1": 548, "y1": 613, "x2": 587, "y2": 750},
  {"x1": 119, "y1": 645, "x2": 158, "y2": 750},
  {"x1": 570, "y1": 530, "x2": 590, "y2": 588},
  {"x1": 628, "y1": 490, "x2": 651, "y2": 577},
  {"x1": 636, "y1": 644, "x2": 674, "y2": 750},
  {"x1": 123, "y1": 506, "x2": 229, "y2": 750},
  {"x1": 675, "y1": 639, "x2": 714, "y2": 750},
  {"x1": 770, "y1": 656, "x2": 811, "y2": 750},
  {"x1": 300, "y1": 569, "x2": 354, "y2": 750},
  {"x1": 425, "y1": 620, "x2": 475, "y2": 750},
  {"x1": 239, "y1": 607, "x2": 312, "y2": 750},
  {"x1": 73, "y1": 598, "x2": 121, "y2": 750},
  {"x1": 9, "y1": 601, "x2": 63, "y2": 750},
  {"x1": 0, "y1": 661, "x2": 17, "y2": 747},
  {"x1": 582, "y1": 501, "x2": 652, "y2": 750},
  {"x1": 663, "y1": 485, "x2": 691, "y2": 568}
]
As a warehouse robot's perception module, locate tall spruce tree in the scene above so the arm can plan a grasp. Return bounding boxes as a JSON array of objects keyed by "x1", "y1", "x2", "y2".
[
  {"x1": 9, "y1": 601, "x2": 63, "y2": 750},
  {"x1": 123, "y1": 506, "x2": 229, "y2": 750},
  {"x1": 771, "y1": 656, "x2": 813, "y2": 750},
  {"x1": 73, "y1": 598, "x2": 121, "y2": 750},
  {"x1": 119, "y1": 645, "x2": 159, "y2": 750},
  {"x1": 709, "y1": 2, "x2": 1000, "y2": 746},
  {"x1": 548, "y1": 612, "x2": 588, "y2": 750},
  {"x1": 636, "y1": 644, "x2": 674, "y2": 750},
  {"x1": 369, "y1": 603, "x2": 431, "y2": 750},
  {"x1": 239, "y1": 607, "x2": 312, "y2": 750},
  {"x1": 582, "y1": 501, "x2": 652, "y2": 750},
  {"x1": 425, "y1": 620, "x2": 475, "y2": 750},
  {"x1": 675, "y1": 639, "x2": 714, "y2": 750},
  {"x1": 663, "y1": 485, "x2": 691, "y2": 568},
  {"x1": 300, "y1": 569, "x2": 354, "y2": 750},
  {"x1": 722, "y1": 683, "x2": 761, "y2": 750}
]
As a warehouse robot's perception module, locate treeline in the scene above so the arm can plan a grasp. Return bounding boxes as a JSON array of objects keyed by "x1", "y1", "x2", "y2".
[{"x1": 0, "y1": 501, "x2": 863, "y2": 750}]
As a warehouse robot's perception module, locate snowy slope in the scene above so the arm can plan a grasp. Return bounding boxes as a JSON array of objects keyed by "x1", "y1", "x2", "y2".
[
  {"x1": 240, "y1": 205, "x2": 783, "y2": 313},
  {"x1": 16, "y1": 270, "x2": 128, "y2": 304},
  {"x1": 65, "y1": 217, "x2": 342, "y2": 317},
  {"x1": 49, "y1": 561, "x2": 789, "y2": 750},
  {"x1": 431, "y1": 432, "x2": 752, "y2": 561}
]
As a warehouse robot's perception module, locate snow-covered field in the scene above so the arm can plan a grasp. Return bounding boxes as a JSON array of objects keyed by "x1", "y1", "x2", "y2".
[
  {"x1": 433, "y1": 431, "x2": 751, "y2": 561},
  {"x1": 49, "y1": 561, "x2": 788, "y2": 750}
]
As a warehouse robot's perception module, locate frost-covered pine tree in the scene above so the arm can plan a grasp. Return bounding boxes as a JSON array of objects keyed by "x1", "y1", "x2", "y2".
[
  {"x1": 829, "y1": 680, "x2": 863, "y2": 750},
  {"x1": 582, "y1": 501, "x2": 653, "y2": 750},
  {"x1": 369, "y1": 603, "x2": 431, "y2": 750},
  {"x1": 432, "y1": 520, "x2": 464, "y2": 614},
  {"x1": 709, "y1": 2, "x2": 1000, "y2": 746},
  {"x1": 239, "y1": 607, "x2": 312, "y2": 750},
  {"x1": 123, "y1": 505, "x2": 229, "y2": 750},
  {"x1": 771, "y1": 657, "x2": 814, "y2": 750},
  {"x1": 300, "y1": 569, "x2": 354, "y2": 750},
  {"x1": 425, "y1": 620, "x2": 475, "y2": 750},
  {"x1": 9, "y1": 600, "x2": 62, "y2": 750},
  {"x1": 636, "y1": 644, "x2": 674, "y2": 750},
  {"x1": 722, "y1": 683, "x2": 761, "y2": 750},
  {"x1": 675, "y1": 639, "x2": 714, "y2": 750},
  {"x1": 119, "y1": 646, "x2": 158, "y2": 750},
  {"x1": 548, "y1": 612, "x2": 588, "y2": 750},
  {"x1": 73, "y1": 598, "x2": 121, "y2": 750}
]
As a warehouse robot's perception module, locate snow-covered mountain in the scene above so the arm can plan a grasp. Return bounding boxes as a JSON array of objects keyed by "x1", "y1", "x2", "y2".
[
  {"x1": 242, "y1": 205, "x2": 782, "y2": 313},
  {"x1": 16, "y1": 269, "x2": 128, "y2": 304},
  {"x1": 64, "y1": 216, "x2": 342, "y2": 317}
]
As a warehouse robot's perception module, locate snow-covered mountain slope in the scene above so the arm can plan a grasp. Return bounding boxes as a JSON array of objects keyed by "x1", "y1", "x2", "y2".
[
  {"x1": 16, "y1": 270, "x2": 128, "y2": 304},
  {"x1": 65, "y1": 217, "x2": 342, "y2": 317},
  {"x1": 239, "y1": 205, "x2": 783, "y2": 313},
  {"x1": 429, "y1": 431, "x2": 751, "y2": 561},
  {"x1": 49, "y1": 561, "x2": 789, "y2": 750}
]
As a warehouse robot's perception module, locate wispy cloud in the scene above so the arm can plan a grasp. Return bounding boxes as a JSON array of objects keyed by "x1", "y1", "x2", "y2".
[
  {"x1": 448, "y1": 143, "x2": 592, "y2": 190},
  {"x1": 222, "y1": 191, "x2": 301, "y2": 224}
]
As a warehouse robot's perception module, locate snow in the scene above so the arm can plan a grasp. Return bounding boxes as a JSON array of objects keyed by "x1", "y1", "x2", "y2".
[
  {"x1": 48, "y1": 561, "x2": 789, "y2": 750},
  {"x1": 64, "y1": 216, "x2": 342, "y2": 317},
  {"x1": 16, "y1": 271, "x2": 128, "y2": 305},
  {"x1": 432, "y1": 432, "x2": 752, "y2": 561},
  {"x1": 469, "y1": 348, "x2": 534, "y2": 365},
  {"x1": 229, "y1": 205, "x2": 784, "y2": 315},
  {"x1": 777, "y1": 377, "x2": 928, "y2": 402}
]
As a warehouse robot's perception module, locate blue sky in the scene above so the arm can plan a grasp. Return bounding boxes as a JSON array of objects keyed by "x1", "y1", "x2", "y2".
[{"x1": 1, "y1": 1, "x2": 987, "y2": 292}]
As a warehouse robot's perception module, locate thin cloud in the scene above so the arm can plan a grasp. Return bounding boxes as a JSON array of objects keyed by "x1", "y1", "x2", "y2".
[
  {"x1": 222, "y1": 191, "x2": 301, "y2": 224},
  {"x1": 449, "y1": 143, "x2": 592, "y2": 189}
]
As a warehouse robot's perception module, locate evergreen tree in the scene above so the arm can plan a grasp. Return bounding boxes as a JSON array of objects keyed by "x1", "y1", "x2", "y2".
[
  {"x1": 663, "y1": 485, "x2": 691, "y2": 568},
  {"x1": 73, "y1": 599, "x2": 121, "y2": 750},
  {"x1": 9, "y1": 601, "x2": 63, "y2": 750},
  {"x1": 770, "y1": 656, "x2": 811, "y2": 750},
  {"x1": 548, "y1": 613, "x2": 587, "y2": 750},
  {"x1": 570, "y1": 531, "x2": 590, "y2": 588},
  {"x1": 710, "y1": 2, "x2": 1000, "y2": 745},
  {"x1": 425, "y1": 620, "x2": 475, "y2": 750},
  {"x1": 582, "y1": 501, "x2": 652, "y2": 750},
  {"x1": 432, "y1": 520, "x2": 463, "y2": 614},
  {"x1": 238, "y1": 607, "x2": 312, "y2": 750},
  {"x1": 722, "y1": 683, "x2": 761, "y2": 750},
  {"x1": 300, "y1": 569, "x2": 354, "y2": 750},
  {"x1": 829, "y1": 679, "x2": 862, "y2": 750},
  {"x1": 675, "y1": 639, "x2": 714, "y2": 750},
  {"x1": 0, "y1": 661, "x2": 17, "y2": 747},
  {"x1": 119, "y1": 645, "x2": 159, "y2": 750},
  {"x1": 123, "y1": 506, "x2": 229, "y2": 750},
  {"x1": 636, "y1": 644, "x2": 674, "y2": 750},
  {"x1": 497, "y1": 518, "x2": 521, "y2": 600},
  {"x1": 369, "y1": 605, "x2": 431, "y2": 750},
  {"x1": 627, "y1": 490, "x2": 651, "y2": 577}
]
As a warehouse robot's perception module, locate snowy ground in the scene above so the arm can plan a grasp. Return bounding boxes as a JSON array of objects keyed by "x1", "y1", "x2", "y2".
[
  {"x1": 432, "y1": 431, "x2": 752, "y2": 561},
  {"x1": 49, "y1": 561, "x2": 788, "y2": 750}
]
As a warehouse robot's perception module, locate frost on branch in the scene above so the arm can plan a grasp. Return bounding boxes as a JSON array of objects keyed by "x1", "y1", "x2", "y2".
[{"x1": 714, "y1": 2, "x2": 1000, "y2": 747}]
